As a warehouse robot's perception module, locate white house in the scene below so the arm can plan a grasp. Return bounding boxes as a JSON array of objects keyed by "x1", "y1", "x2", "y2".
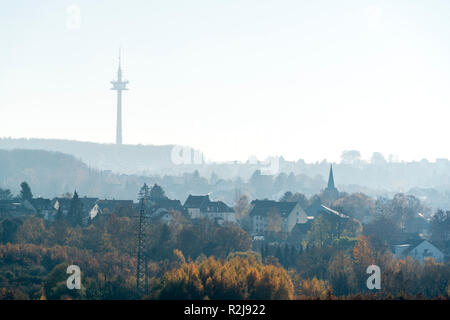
[
  {"x1": 248, "y1": 200, "x2": 308, "y2": 235},
  {"x1": 393, "y1": 239, "x2": 444, "y2": 263},
  {"x1": 183, "y1": 194, "x2": 236, "y2": 224}
]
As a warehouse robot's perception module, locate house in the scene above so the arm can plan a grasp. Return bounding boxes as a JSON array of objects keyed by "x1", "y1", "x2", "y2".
[
  {"x1": 52, "y1": 197, "x2": 72, "y2": 215},
  {"x1": 79, "y1": 197, "x2": 99, "y2": 214},
  {"x1": 288, "y1": 217, "x2": 315, "y2": 244},
  {"x1": 317, "y1": 205, "x2": 363, "y2": 234},
  {"x1": 183, "y1": 194, "x2": 236, "y2": 224},
  {"x1": 184, "y1": 195, "x2": 209, "y2": 219},
  {"x1": 393, "y1": 239, "x2": 444, "y2": 263},
  {"x1": 150, "y1": 198, "x2": 184, "y2": 213},
  {"x1": 89, "y1": 199, "x2": 134, "y2": 220},
  {"x1": 151, "y1": 209, "x2": 174, "y2": 225},
  {"x1": 30, "y1": 197, "x2": 55, "y2": 220},
  {"x1": 0, "y1": 200, "x2": 34, "y2": 216},
  {"x1": 52, "y1": 196, "x2": 100, "y2": 224},
  {"x1": 148, "y1": 198, "x2": 186, "y2": 224},
  {"x1": 248, "y1": 200, "x2": 308, "y2": 235}
]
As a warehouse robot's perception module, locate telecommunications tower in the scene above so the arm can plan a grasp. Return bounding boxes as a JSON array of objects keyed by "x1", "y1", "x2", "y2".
[{"x1": 111, "y1": 51, "x2": 129, "y2": 145}]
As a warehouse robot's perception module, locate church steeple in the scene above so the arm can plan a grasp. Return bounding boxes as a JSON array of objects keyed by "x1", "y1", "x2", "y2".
[
  {"x1": 327, "y1": 164, "x2": 335, "y2": 189},
  {"x1": 323, "y1": 164, "x2": 339, "y2": 202}
]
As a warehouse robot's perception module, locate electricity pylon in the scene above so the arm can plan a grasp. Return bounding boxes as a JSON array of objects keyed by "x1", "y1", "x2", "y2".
[{"x1": 136, "y1": 183, "x2": 149, "y2": 295}]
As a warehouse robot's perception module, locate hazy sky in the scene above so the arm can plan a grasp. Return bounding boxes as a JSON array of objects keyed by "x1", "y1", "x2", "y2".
[{"x1": 1, "y1": 0, "x2": 450, "y2": 163}]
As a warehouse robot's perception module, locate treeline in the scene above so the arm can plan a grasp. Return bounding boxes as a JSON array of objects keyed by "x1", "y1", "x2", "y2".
[
  {"x1": 2, "y1": 139, "x2": 450, "y2": 193},
  {"x1": 3, "y1": 148, "x2": 450, "y2": 210}
]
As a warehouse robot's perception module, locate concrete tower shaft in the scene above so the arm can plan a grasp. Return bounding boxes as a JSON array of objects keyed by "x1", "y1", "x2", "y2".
[{"x1": 111, "y1": 53, "x2": 129, "y2": 145}]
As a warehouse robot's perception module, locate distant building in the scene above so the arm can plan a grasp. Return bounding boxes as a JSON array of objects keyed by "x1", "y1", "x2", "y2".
[
  {"x1": 393, "y1": 239, "x2": 444, "y2": 263},
  {"x1": 148, "y1": 198, "x2": 186, "y2": 224},
  {"x1": 248, "y1": 200, "x2": 308, "y2": 235},
  {"x1": 318, "y1": 204, "x2": 351, "y2": 220},
  {"x1": 53, "y1": 196, "x2": 99, "y2": 224},
  {"x1": 89, "y1": 199, "x2": 134, "y2": 220},
  {"x1": 52, "y1": 197, "x2": 72, "y2": 215},
  {"x1": 184, "y1": 195, "x2": 209, "y2": 219},
  {"x1": 30, "y1": 197, "x2": 55, "y2": 220},
  {"x1": 322, "y1": 164, "x2": 339, "y2": 203},
  {"x1": 183, "y1": 194, "x2": 236, "y2": 224},
  {"x1": 0, "y1": 199, "x2": 34, "y2": 216},
  {"x1": 292, "y1": 204, "x2": 362, "y2": 243},
  {"x1": 79, "y1": 197, "x2": 99, "y2": 222},
  {"x1": 289, "y1": 217, "x2": 315, "y2": 244}
]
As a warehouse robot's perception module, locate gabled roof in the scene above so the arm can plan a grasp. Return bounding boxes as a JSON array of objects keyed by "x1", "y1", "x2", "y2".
[
  {"x1": 319, "y1": 205, "x2": 349, "y2": 219},
  {"x1": 0, "y1": 200, "x2": 30, "y2": 212},
  {"x1": 248, "y1": 200, "x2": 298, "y2": 218},
  {"x1": 79, "y1": 197, "x2": 99, "y2": 210},
  {"x1": 204, "y1": 200, "x2": 234, "y2": 213},
  {"x1": 30, "y1": 197, "x2": 52, "y2": 210},
  {"x1": 395, "y1": 239, "x2": 443, "y2": 256},
  {"x1": 52, "y1": 198, "x2": 72, "y2": 209},
  {"x1": 96, "y1": 199, "x2": 134, "y2": 212},
  {"x1": 151, "y1": 198, "x2": 183, "y2": 212},
  {"x1": 291, "y1": 219, "x2": 313, "y2": 234},
  {"x1": 184, "y1": 195, "x2": 210, "y2": 208},
  {"x1": 151, "y1": 208, "x2": 171, "y2": 220}
]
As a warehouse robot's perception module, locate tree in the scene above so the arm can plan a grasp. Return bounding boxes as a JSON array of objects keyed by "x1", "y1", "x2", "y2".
[
  {"x1": 44, "y1": 263, "x2": 83, "y2": 300},
  {"x1": 67, "y1": 191, "x2": 84, "y2": 227},
  {"x1": 253, "y1": 265, "x2": 294, "y2": 300},
  {"x1": 19, "y1": 181, "x2": 33, "y2": 201},
  {"x1": 430, "y1": 209, "x2": 450, "y2": 250},
  {"x1": 234, "y1": 194, "x2": 250, "y2": 221},
  {"x1": 327, "y1": 251, "x2": 355, "y2": 296},
  {"x1": 340, "y1": 150, "x2": 361, "y2": 165},
  {"x1": 363, "y1": 214, "x2": 402, "y2": 248},
  {"x1": 333, "y1": 193, "x2": 374, "y2": 222},
  {"x1": 0, "y1": 188, "x2": 13, "y2": 200},
  {"x1": 0, "y1": 218, "x2": 22, "y2": 243},
  {"x1": 159, "y1": 262, "x2": 204, "y2": 300},
  {"x1": 352, "y1": 236, "x2": 374, "y2": 291},
  {"x1": 150, "y1": 184, "x2": 166, "y2": 201},
  {"x1": 306, "y1": 215, "x2": 334, "y2": 247},
  {"x1": 15, "y1": 217, "x2": 46, "y2": 245},
  {"x1": 139, "y1": 183, "x2": 150, "y2": 202},
  {"x1": 280, "y1": 192, "x2": 309, "y2": 210},
  {"x1": 386, "y1": 193, "x2": 428, "y2": 231},
  {"x1": 273, "y1": 173, "x2": 288, "y2": 191},
  {"x1": 215, "y1": 223, "x2": 251, "y2": 257},
  {"x1": 371, "y1": 152, "x2": 386, "y2": 165},
  {"x1": 266, "y1": 208, "x2": 283, "y2": 236},
  {"x1": 296, "y1": 277, "x2": 331, "y2": 299}
]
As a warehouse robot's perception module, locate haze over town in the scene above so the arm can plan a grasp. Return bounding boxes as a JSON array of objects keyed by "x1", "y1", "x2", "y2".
[{"x1": 1, "y1": 1, "x2": 450, "y2": 303}]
